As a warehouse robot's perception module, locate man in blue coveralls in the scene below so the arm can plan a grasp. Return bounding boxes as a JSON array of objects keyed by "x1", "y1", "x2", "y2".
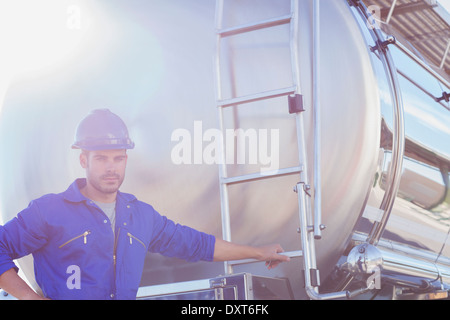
[{"x1": 0, "y1": 109, "x2": 289, "y2": 300}]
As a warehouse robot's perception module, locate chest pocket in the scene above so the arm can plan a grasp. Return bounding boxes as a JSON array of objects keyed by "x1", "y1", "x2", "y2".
[
  {"x1": 126, "y1": 232, "x2": 146, "y2": 250},
  {"x1": 59, "y1": 230, "x2": 91, "y2": 249}
]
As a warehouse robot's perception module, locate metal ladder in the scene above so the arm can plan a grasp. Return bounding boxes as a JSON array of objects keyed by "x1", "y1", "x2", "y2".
[
  {"x1": 213, "y1": 0, "x2": 348, "y2": 300},
  {"x1": 214, "y1": 0, "x2": 305, "y2": 273}
]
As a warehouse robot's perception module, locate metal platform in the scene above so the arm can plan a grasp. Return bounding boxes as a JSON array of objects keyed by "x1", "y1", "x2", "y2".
[
  {"x1": 362, "y1": 0, "x2": 450, "y2": 79},
  {"x1": 137, "y1": 273, "x2": 294, "y2": 300}
]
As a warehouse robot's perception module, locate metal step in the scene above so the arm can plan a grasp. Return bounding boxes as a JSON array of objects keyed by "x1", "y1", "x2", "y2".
[
  {"x1": 217, "y1": 14, "x2": 292, "y2": 38},
  {"x1": 217, "y1": 86, "x2": 297, "y2": 108},
  {"x1": 137, "y1": 272, "x2": 295, "y2": 300},
  {"x1": 228, "y1": 250, "x2": 303, "y2": 267},
  {"x1": 221, "y1": 166, "x2": 302, "y2": 185}
]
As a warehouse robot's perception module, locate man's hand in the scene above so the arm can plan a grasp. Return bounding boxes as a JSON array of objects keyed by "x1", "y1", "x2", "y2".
[
  {"x1": 255, "y1": 244, "x2": 291, "y2": 270},
  {"x1": 213, "y1": 239, "x2": 290, "y2": 269}
]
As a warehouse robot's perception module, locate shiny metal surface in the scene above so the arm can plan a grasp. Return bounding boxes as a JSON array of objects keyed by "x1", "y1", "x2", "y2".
[
  {"x1": 350, "y1": 0, "x2": 450, "y2": 294},
  {"x1": 344, "y1": 243, "x2": 383, "y2": 275},
  {"x1": 363, "y1": 34, "x2": 405, "y2": 246},
  {"x1": 0, "y1": 0, "x2": 449, "y2": 299},
  {"x1": 351, "y1": 232, "x2": 450, "y2": 285}
]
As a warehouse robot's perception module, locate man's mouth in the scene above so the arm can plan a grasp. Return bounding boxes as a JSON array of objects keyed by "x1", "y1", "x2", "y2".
[{"x1": 102, "y1": 175, "x2": 119, "y2": 182}]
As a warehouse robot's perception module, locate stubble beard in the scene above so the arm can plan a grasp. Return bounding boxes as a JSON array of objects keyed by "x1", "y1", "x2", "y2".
[{"x1": 89, "y1": 172, "x2": 124, "y2": 195}]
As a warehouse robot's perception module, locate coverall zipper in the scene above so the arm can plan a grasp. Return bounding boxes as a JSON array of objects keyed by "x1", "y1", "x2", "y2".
[
  {"x1": 112, "y1": 227, "x2": 120, "y2": 299},
  {"x1": 127, "y1": 232, "x2": 146, "y2": 248},
  {"x1": 58, "y1": 230, "x2": 91, "y2": 248}
]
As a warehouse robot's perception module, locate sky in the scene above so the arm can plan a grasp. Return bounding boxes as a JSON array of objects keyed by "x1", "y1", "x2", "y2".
[{"x1": 442, "y1": 0, "x2": 450, "y2": 13}]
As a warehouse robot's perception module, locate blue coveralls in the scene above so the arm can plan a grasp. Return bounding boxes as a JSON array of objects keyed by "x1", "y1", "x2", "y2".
[{"x1": 0, "y1": 179, "x2": 216, "y2": 299}]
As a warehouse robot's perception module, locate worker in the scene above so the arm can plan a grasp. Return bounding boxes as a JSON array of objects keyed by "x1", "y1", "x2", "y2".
[{"x1": 0, "y1": 109, "x2": 289, "y2": 300}]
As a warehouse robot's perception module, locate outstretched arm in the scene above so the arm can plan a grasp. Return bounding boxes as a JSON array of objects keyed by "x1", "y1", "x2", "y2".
[{"x1": 213, "y1": 238, "x2": 290, "y2": 269}]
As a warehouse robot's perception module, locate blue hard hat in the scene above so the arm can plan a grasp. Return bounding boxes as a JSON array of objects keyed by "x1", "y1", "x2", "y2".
[{"x1": 72, "y1": 109, "x2": 135, "y2": 150}]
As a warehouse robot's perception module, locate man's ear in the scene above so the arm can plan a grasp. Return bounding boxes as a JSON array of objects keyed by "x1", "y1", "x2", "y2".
[{"x1": 80, "y1": 152, "x2": 88, "y2": 169}]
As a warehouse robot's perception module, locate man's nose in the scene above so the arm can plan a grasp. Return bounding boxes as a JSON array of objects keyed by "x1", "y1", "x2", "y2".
[{"x1": 105, "y1": 160, "x2": 117, "y2": 172}]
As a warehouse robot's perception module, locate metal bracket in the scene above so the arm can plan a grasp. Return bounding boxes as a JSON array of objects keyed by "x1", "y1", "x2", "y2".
[
  {"x1": 293, "y1": 182, "x2": 310, "y2": 196},
  {"x1": 293, "y1": 183, "x2": 326, "y2": 236},
  {"x1": 370, "y1": 36, "x2": 396, "y2": 53},
  {"x1": 295, "y1": 182, "x2": 348, "y2": 300},
  {"x1": 348, "y1": 0, "x2": 362, "y2": 7},
  {"x1": 288, "y1": 94, "x2": 305, "y2": 114},
  {"x1": 436, "y1": 91, "x2": 450, "y2": 103},
  {"x1": 310, "y1": 269, "x2": 320, "y2": 287},
  {"x1": 301, "y1": 269, "x2": 320, "y2": 287}
]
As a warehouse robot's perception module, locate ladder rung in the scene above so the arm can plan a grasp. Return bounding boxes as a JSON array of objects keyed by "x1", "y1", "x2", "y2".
[
  {"x1": 228, "y1": 250, "x2": 303, "y2": 266},
  {"x1": 217, "y1": 86, "x2": 297, "y2": 108},
  {"x1": 217, "y1": 14, "x2": 292, "y2": 38},
  {"x1": 221, "y1": 166, "x2": 302, "y2": 185}
]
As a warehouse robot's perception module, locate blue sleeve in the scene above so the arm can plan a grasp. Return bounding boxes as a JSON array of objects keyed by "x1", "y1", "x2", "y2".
[
  {"x1": 0, "y1": 200, "x2": 48, "y2": 276},
  {"x1": 147, "y1": 213, "x2": 216, "y2": 262}
]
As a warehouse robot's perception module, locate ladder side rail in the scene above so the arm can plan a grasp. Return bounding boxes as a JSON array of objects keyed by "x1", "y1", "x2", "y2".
[
  {"x1": 218, "y1": 106, "x2": 233, "y2": 275},
  {"x1": 294, "y1": 0, "x2": 349, "y2": 300},
  {"x1": 296, "y1": 182, "x2": 348, "y2": 300},
  {"x1": 312, "y1": 0, "x2": 323, "y2": 240},
  {"x1": 214, "y1": 0, "x2": 233, "y2": 275},
  {"x1": 289, "y1": 0, "x2": 301, "y2": 95},
  {"x1": 289, "y1": 0, "x2": 322, "y2": 294}
]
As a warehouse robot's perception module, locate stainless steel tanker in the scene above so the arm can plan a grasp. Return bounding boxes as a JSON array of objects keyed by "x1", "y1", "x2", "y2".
[{"x1": 0, "y1": 0, "x2": 449, "y2": 300}]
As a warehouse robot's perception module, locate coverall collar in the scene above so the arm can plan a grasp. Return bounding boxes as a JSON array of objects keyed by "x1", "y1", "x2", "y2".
[{"x1": 63, "y1": 178, "x2": 136, "y2": 204}]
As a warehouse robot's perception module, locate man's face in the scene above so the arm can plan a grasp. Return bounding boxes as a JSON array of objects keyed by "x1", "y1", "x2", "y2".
[{"x1": 80, "y1": 149, "x2": 128, "y2": 195}]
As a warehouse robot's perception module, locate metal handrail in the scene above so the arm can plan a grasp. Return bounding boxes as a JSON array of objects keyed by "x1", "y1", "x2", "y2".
[
  {"x1": 350, "y1": 1, "x2": 406, "y2": 246},
  {"x1": 394, "y1": 41, "x2": 450, "y2": 90},
  {"x1": 296, "y1": 0, "x2": 348, "y2": 300},
  {"x1": 312, "y1": 0, "x2": 323, "y2": 240},
  {"x1": 228, "y1": 250, "x2": 303, "y2": 267},
  {"x1": 367, "y1": 41, "x2": 405, "y2": 245}
]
